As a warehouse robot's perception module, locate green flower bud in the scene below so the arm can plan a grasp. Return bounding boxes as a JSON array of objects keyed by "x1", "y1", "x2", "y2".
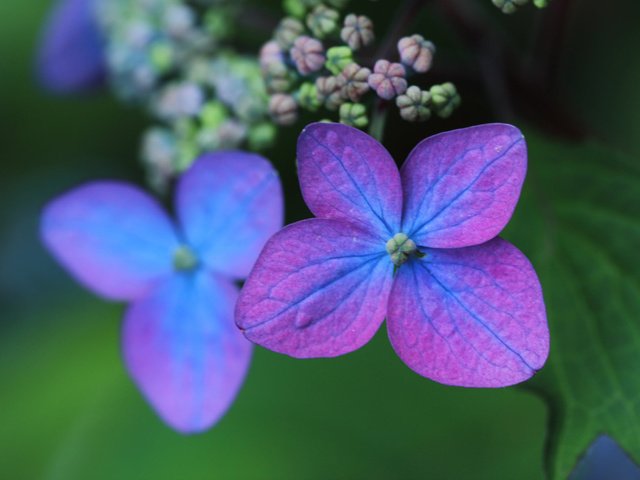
[
  {"x1": 199, "y1": 101, "x2": 228, "y2": 129},
  {"x1": 533, "y1": 0, "x2": 548, "y2": 7},
  {"x1": 429, "y1": 82, "x2": 461, "y2": 118},
  {"x1": 204, "y1": 9, "x2": 233, "y2": 39},
  {"x1": 492, "y1": 0, "x2": 529, "y2": 14},
  {"x1": 283, "y1": 0, "x2": 307, "y2": 18},
  {"x1": 339, "y1": 102, "x2": 368, "y2": 128},
  {"x1": 396, "y1": 86, "x2": 432, "y2": 122},
  {"x1": 297, "y1": 82, "x2": 321, "y2": 111},
  {"x1": 306, "y1": 5, "x2": 339, "y2": 39},
  {"x1": 149, "y1": 42, "x2": 173, "y2": 73},
  {"x1": 325, "y1": 46, "x2": 353, "y2": 75},
  {"x1": 248, "y1": 122, "x2": 277, "y2": 150}
]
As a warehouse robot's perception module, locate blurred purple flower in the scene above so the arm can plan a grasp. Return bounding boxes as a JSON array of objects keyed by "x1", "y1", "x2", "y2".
[
  {"x1": 41, "y1": 152, "x2": 283, "y2": 432},
  {"x1": 37, "y1": 0, "x2": 106, "y2": 94},
  {"x1": 236, "y1": 123, "x2": 549, "y2": 388}
]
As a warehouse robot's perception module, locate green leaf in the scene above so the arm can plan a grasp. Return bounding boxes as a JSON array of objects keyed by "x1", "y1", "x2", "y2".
[{"x1": 504, "y1": 131, "x2": 640, "y2": 479}]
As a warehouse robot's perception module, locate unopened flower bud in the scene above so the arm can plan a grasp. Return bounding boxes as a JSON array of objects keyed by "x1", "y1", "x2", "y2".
[
  {"x1": 396, "y1": 86, "x2": 432, "y2": 122},
  {"x1": 339, "y1": 102, "x2": 368, "y2": 128},
  {"x1": 341, "y1": 14, "x2": 374, "y2": 50},
  {"x1": 248, "y1": 122, "x2": 277, "y2": 150},
  {"x1": 269, "y1": 93, "x2": 298, "y2": 125},
  {"x1": 275, "y1": 17, "x2": 305, "y2": 49},
  {"x1": 316, "y1": 76, "x2": 345, "y2": 110},
  {"x1": 290, "y1": 36, "x2": 325, "y2": 75},
  {"x1": 492, "y1": 0, "x2": 529, "y2": 14},
  {"x1": 297, "y1": 82, "x2": 321, "y2": 111},
  {"x1": 283, "y1": 0, "x2": 306, "y2": 19},
  {"x1": 325, "y1": 46, "x2": 353, "y2": 75},
  {"x1": 398, "y1": 34, "x2": 435, "y2": 73},
  {"x1": 306, "y1": 5, "x2": 339, "y2": 39},
  {"x1": 430, "y1": 82, "x2": 461, "y2": 118},
  {"x1": 259, "y1": 40, "x2": 284, "y2": 70},
  {"x1": 263, "y1": 61, "x2": 296, "y2": 93},
  {"x1": 338, "y1": 63, "x2": 371, "y2": 101},
  {"x1": 368, "y1": 60, "x2": 407, "y2": 100}
]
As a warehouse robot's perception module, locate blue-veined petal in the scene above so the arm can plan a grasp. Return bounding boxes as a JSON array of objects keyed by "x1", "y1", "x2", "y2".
[
  {"x1": 41, "y1": 181, "x2": 179, "y2": 301},
  {"x1": 122, "y1": 271, "x2": 251, "y2": 433},
  {"x1": 175, "y1": 152, "x2": 283, "y2": 279}
]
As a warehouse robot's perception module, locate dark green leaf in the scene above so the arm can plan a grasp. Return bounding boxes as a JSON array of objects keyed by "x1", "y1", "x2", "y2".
[{"x1": 505, "y1": 132, "x2": 640, "y2": 479}]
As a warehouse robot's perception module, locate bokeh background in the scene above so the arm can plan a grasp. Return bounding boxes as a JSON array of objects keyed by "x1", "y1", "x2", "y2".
[{"x1": 1, "y1": 1, "x2": 639, "y2": 479}]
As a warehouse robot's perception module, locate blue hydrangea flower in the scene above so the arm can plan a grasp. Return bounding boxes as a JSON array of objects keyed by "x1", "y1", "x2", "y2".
[
  {"x1": 37, "y1": 0, "x2": 106, "y2": 93},
  {"x1": 41, "y1": 152, "x2": 283, "y2": 433}
]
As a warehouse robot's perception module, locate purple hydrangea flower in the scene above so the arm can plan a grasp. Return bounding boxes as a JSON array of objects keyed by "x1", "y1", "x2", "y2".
[
  {"x1": 37, "y1": 0, "x2": 106, "y2": 93},
  {"x1": 41, "y1": 152, "x2": 283, "y2": 432},
  {"x1": 236, "y1": 123, "x2": 549, "y2": 388}
]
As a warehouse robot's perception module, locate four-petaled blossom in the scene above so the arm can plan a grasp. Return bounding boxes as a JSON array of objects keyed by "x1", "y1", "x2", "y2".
[
  {"x1": 41, "y1": 152, "x2": 283, "y2": 432},
  {"x1": 236, "y1": 123, "x2": 549, "y2": 388},
  {"x1": 37, "y1": 0, "x2": 106, "y2": 93}
]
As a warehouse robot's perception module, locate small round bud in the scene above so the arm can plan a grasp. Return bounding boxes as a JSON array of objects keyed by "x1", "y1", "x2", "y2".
[
  {"x1": 368, "y1": 60, "x2": 407, "y2": 100},
  {"x1": 396, "y1": 86, "x2": 432, "y2": 122},
  {"x1": 290, "y1": 36, "x2": 326, "y2": 75},
  {"x1": 269, "y1": 93, "x2": 298, "y2": 125},
  {"x1": 259, "y1": 40, "x2": 284, "y2": 70},
  {"x1": 430, "y1": 82, "x2": 461, "y2": 118},
  {"x1": 199, "y1": 101, "x2": 227, "y2": 128},
  {"x1": 275, "y1": 17, "x2": 305, "y2": 49},
  {"x1": 341, "y1": 14, "x2": 374, "y2": 50},
  {"x1": 398, "y1": 34, "x2": 435, "y2": 73},
  {"x1": 492, "y1": 0, "x2": 529, "y2": 14},
  {"x1": 283, "y1": 0, "x2": 306, "y2": 18},
  {"x1": 297, "y1": 82, "x2": 321, "y2": 111},
  {"x1": 306, "y1": 5, "x2": 339, "y2": 39},
  {"x1": 339, "y1": 102, "x2": 368, "y2": 128},
  {"x1": 263, "y1": 61, "x2": 296, "y2": 93},
  {"x1": 248, "y1": 122, "x2": 277, "y2": 150},
  {"x1": 338, "y1": 63, "x2": 371, "y2": 101},
  {"x1": 325, "y1": 46, "x2": 353, "y2": 75},
  {"x1": 316, "y1": 75, "x2": 345, "y2": 110},
  {"x1": 533, "y1": 0, "x2": 548, "y2": 7}
]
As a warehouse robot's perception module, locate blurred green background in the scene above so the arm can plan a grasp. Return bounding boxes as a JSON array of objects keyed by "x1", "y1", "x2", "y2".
[{"x1": 1, "y1": 0, "x2": 639, "y2": 479}]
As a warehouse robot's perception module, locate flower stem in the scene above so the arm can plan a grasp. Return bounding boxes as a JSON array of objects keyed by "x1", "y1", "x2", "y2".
[{"x1": 368, "y1": 100, "x2": 388, "y2": 142}]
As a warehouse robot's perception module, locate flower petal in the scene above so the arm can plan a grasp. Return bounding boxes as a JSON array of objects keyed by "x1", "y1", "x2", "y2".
[
  {"x1": 236, "y1": 219, "x2": 393, "y2": 358},
  {"x1": 387, "y1": 238, "x2": 548, "y2": 387},
  {"x1": 297, "y1": 123, "x2": 402, "y2": 237},
  {"x1": 401, "y1": 124, "x2": 527, "y2": 248},
  {"x1": 37, "y1": 0, "x2": 106, "y2": 94},
  {"x1": 41, "y1": 181, "x2": 179, "y2": 301},
  {"x1": 123, "y1": 272, "x2": 251, "y2": 434},
  {"x1": 175, "y1": 152, "x2": 283, "y2": 279}
]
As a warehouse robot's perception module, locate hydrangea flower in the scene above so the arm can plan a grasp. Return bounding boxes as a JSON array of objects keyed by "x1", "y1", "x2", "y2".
[
  {"x1": 37, "y1": 0, "x2": 106, "y2": 93},
  {"x1": 41, "y1": 152, "x2": 283, "y2": 432},
  {"x1": 236, "y1": 123, "x2": 549, "y2": 387}
]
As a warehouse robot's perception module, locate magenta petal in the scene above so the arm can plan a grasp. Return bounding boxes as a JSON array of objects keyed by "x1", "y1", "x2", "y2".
[
  {"x1": 175, "y1": 152, "x2": 283, "y2": 279},
  {"x1": 123, "y1": 272, "x2": 252, "y2": 434},
  {"x1": 387, "y1": 238, "x2": 549, "y2": 387},
  {"x1": 401, "y1": 124, "x2": 527, "y2": 248},
  {"x1": 236, "y1": 219, "x2": 393, "y2": 358},
  {"x1": 41, "y1": 182, "x2": 179, "y2": 301},
  {"x1": 297, "y1": 123, "x2": 402, "y2": 237},
  {"x1": 37, "y1": 0, "x2": 106, "y2": 94}
]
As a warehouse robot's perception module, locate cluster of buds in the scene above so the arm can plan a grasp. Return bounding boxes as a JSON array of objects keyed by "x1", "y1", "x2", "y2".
[
  {"x1": 260, "y1": 3, "x2": 460, "y2": 130},
  {"x1": 97, "y1": 0, "x2": 274, "y2": 191},
  {"x1": 492, "y1": 0, "x2": 549, "y2": 14}
]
